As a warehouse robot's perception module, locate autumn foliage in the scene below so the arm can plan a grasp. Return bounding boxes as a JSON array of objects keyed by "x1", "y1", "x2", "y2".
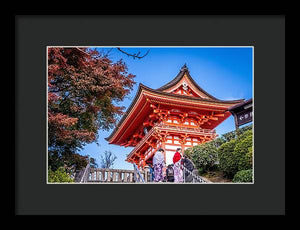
[{"x1": 48, "y1": 47, "x2": 135, "y2": 171}]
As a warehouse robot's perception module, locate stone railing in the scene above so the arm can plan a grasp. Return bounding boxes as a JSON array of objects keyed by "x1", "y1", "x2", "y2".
[
  {"x1": 182, "y1": 165, "x2": 210, "y2": 183},
  {"x1": 157, "y1": 122, "x2": 216, "y2": 135},
  {"x1": 78, "y1": 165, "x2": 210, "y2": 183},
  {"x1": 88, "y1": 167, "x2": 151, "y2": 183}
]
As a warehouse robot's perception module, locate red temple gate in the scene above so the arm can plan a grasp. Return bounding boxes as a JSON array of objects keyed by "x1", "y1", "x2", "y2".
[{"x1": 106, "y1": 64, "x2": 244, "y2": 168}]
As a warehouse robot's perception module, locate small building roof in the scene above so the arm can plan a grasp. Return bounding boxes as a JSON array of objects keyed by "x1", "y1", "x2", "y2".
[{"x1": 227, "y1": 98, "x2": 253, "y2": 113}]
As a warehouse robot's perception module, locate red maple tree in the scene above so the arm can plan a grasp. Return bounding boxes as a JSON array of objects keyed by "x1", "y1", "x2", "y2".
[{"x1": 48, "y1": 47, "x2": 135, "y2": 171}]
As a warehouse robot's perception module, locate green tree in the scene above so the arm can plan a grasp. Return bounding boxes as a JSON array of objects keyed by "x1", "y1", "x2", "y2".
[
  {"x1": 48, "y1": 167, "x2": 74, "y2": 183},
  {"x1": 220, "y1": 124, "x2": 252, "y2": 142},
  {"x1": 246, "y1": 146, "x2": 253, "y2": 167},
  {"x1": 222, "y1": 130, "x2": 236, "y2": 142},
  {"x1": 185, "y1": 141, "x2": 218, "y2": 173},
  {"x1": 218, "y1": 128, "x2": 253, "y2": 178},
  {"x1": 233, "y1": 129, "x2": 253, "y2": 171},
  {"x1": 48, "y1": 150, "x2": 88, "y2": 172},
  {"x1": 183, "y1": 124, "x2": 253, "y2": 180}
]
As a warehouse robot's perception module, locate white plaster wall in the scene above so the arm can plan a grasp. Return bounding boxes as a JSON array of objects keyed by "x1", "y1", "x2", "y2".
[{"x1": 165, "y1": 150, "x2": 175, "y2": 166}]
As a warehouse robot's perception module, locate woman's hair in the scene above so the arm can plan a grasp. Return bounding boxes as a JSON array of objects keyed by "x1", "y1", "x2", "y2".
[
  {"x1": 158, "y1": 148, "x2": 164, "y2": 152},
  {"x1": 176, "y1": 148, "x2": 181, "y2": 151}
]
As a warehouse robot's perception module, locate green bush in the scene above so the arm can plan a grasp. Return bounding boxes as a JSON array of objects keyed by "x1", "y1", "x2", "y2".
[
  {"x1": 184, "y1": 124, "x2": 253, "y2": 179},
  {"x1": 218, "y1": 129, "x2": 253, "y2": 178},
  {"x1": 184, "y1": 141, "x2": 218, "y2": 172},
  {"x1": 233, "y1": 129, "x2": 253, "y2": 171},
  {"x1": 233, "y1": 169, "x2": 253, "y2": 183},
  {"x1": 218, "y1": 139, "x2": 237, "y2": 177},
  {"x1": 246, "y1": 146, "x2": 253, "y2": 167},
  {"x1": 48, "y1": 167, "x2": 74, "y2": 183},
  {"x1": 220, "y1": 124, "x2": 252, "y2": 143}
]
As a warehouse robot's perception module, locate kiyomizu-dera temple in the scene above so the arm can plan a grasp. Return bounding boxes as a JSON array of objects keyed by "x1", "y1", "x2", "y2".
[{"x1": 106, "y1": 64, "x2": 244, "y2": 169}]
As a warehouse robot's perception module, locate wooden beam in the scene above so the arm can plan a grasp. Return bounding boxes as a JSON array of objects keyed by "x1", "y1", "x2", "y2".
[
  {"x1": 149, "y1": 114, "x2": 158, "y2": 120},
  {"x1": 208, "y1": 116, "x2": 219, "y2": 121},
  {"x1": 124, "y1": 138, "x2": 134, "y2": 147},
  {"x1": 214, "y1": 113, "x2": 225, "y2": 117},
  {"x1": 150, "y1": 104, "x2": 157, "y2": 109},
  {"x1": 143, "y1": 121, "x2": 150, "y2": 126},
  {"x1": 133, "y1": 133, "x2": 139, "y2": 138}
]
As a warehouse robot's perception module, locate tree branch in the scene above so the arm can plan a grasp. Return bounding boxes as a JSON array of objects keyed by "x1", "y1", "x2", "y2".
[
  {"x1": 116, "y1": 48, "x2": 150, "y2": 59},
  {"x1": 75, "y1": 47, "x2": 90, "y2": 56}
]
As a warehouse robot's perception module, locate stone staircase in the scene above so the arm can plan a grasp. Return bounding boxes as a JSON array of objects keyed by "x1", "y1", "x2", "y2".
[
  {"x1": 75, "y1": 164, "x2": 151, "y2": 183},
  {"x1": 75, "y1": 163, "x2": 210, "y2": 183}
]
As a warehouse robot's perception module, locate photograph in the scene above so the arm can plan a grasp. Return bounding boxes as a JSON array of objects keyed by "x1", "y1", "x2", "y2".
[{"x1": 47, "y1": 46, "x2": 254, "y2": 184}]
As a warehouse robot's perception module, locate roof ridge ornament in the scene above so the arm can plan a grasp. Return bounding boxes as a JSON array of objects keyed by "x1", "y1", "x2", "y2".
[
  {"x1": 182, "y1": 81, "x2": 188, "y2": 91},
  {"x1": 181, "y1": 63, "x2": 188, "y2": 72}
]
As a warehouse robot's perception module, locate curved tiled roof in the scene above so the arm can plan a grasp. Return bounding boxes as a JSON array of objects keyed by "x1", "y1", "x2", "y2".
[
  {"x1": 156, "y1": 64, "x2": 219, "y2": 100},
  {"x1": 105, "y1": 65, "x2": 244, "y2": 142},
  {"x1": 142, "y1": 83, "x2": 243, "y2": 104}
]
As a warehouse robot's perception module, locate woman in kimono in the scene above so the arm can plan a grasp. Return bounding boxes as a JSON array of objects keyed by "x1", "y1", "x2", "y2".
[
  {"x1": 153, "y1": 148, "x2": 166, "y2": 182},
  {"x1": 173, "y1": 148, "x2": 184, "y2": 183}
]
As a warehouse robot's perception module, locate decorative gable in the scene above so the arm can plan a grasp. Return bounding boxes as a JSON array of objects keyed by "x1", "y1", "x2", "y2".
[
  {"x1": 164, "y1": 73, "x2": 211, "y2": 99},
  {"x1": 170, "y1": 79, "x2": 201, "y2": 97},
  {"x1": 156, "y1": 64, "x2": 218, "y2": 100}
]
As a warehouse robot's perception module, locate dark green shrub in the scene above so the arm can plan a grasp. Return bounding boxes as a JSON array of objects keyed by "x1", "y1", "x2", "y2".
[
  {"x1": 233, "y1": 169, "x2": 253, "y2": 183},
  {"x1": 212, "y1": 136, "x2": 226, "y2": 148},
  {"x1": 184, "y1": 124, "x2": 253, "y2": 179},
  {"x1": 218, "y1": 139, "x2": 237, "y2": 177},
  {"x1": 48, "y1": 167, "x2": 74, "y2": 183},
  {"x1": 218, "y1": 128, "x2": 253, "y2": 178},
  {"x1": 246, "y1": 146, "x2": 253, "y2": 167},
  {"x1": 222, "y1": 131, "x2": 236, "y2": 142},
  {"x1": 233, "y1": 129, "x2": 253, "y2": 171},
  {"x1": 184, "y1": 141, "x2": 218, "y2": 172},
  {"x1": 239, "y1": 124, "x2": 253, "y2": 135},
  {"x1": 220, "y1": 124, "x2": 252, "y2": 143}
]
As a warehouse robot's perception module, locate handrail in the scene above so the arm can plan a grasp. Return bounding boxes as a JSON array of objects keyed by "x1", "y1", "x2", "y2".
[
  {"x1": 133, "y1": 163, "x2": 145, "y2": 183},
  {"x1": 182, "y1": 164, "x2": 209, "y2": 183},
  {"x1": 80, "y1": 163, "x2": 90, "y2": 183}
]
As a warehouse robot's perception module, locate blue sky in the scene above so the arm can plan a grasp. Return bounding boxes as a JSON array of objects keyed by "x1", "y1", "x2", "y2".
[{"x1": 79, "y1": 47, "x2": 253, "y2": 170}]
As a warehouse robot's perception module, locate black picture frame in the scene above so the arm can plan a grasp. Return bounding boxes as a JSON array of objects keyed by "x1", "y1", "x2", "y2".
[{"x1": 14, "y1": 12, "x2": 285, "y2": 215}]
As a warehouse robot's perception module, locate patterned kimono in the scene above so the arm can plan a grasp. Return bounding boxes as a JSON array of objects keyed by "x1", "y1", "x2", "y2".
[
  {"x1": 153, "y1": 151, "x2": 165, "y2": 182},
  {"x1": 174, "y1": 160, "x2": 183, "y2": 183}
]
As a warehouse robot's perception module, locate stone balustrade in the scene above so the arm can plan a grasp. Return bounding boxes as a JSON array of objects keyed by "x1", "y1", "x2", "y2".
[{"x1": 88, "y1": 167, "x2": 151, "y2": 183}]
